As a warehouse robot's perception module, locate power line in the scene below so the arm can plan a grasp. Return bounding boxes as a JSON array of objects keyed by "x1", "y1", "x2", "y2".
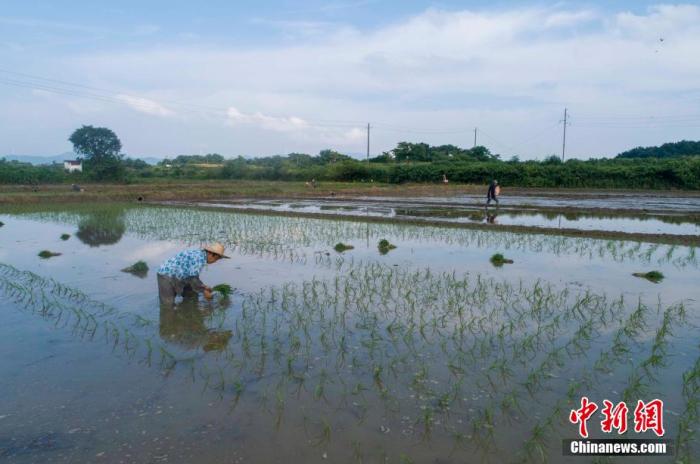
[
  {"x1": 370, "y1": 122, "x2": 477, "y2": 134},
  {"x1": 0, "y1": 69, "x2": 366, "y2": 129},
  {"x1": 574, "y1": 112, "x2": 700, "y2": 121},
  {"x1": 2, "y1": 68, "x2": 698, "y2": 157}
]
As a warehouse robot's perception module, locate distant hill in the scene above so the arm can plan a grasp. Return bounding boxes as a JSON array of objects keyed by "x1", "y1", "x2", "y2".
[
  {"x1": 616, "y1": 140, "x2": 700, "y2": 159},
  {"x1": 2, "y1": 153, "x2": 163, "y2": 165},
  {"x1": 2, "y1": 153, "x2": 73, "y2": 165}
]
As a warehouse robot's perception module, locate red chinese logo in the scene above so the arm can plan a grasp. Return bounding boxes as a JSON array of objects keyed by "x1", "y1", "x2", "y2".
[
  {"x1": 569, "y1": 396, "x2": 598, "y2": 438},
  {"x1": 569, "y1": 398, "x2": 664, "y2": 438},
  {"x1": 601, "y1": 400, "x2": 628, "y2": 434},
  {"x1": 633, "y1": 399, "x2": 665, "y2": 437}
]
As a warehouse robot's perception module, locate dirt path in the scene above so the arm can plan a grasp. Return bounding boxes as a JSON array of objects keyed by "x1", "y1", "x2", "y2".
[{"x1": 2, "y1": 180, "x2": 699, "y2": 206}]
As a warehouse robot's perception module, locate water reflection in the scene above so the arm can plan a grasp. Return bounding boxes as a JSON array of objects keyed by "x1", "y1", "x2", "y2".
[
  {"x1": 76, "y1": 210, "x2": 126, "y2": 247},
  {"x1": 159, "y1": 299, "x2": 232, "y2": 352}
]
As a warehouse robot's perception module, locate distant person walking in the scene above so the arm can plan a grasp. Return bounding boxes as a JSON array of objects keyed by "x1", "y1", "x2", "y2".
[
  {"x1": 157, "y1": 243, "x2": 229, "y2": 307},
  {"x1": 486, "y1": 179, "x2": 500, "y2": 206}
]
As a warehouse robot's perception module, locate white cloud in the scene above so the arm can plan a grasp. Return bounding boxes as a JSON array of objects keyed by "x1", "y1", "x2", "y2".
[
  {"x1": 116, "y1": 94, "x2": 174, "y2": 117},
  {"x1": 543, "y1": 10, "x2": 598, "y2": 28},
  {"x1": 226, "y1": 106, "x2": 309, "y2": 132}
]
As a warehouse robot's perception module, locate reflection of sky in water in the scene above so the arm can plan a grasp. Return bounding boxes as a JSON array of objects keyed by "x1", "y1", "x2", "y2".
[
  {"x1": 0, "y1": 205, "x2": 698, "y2": 463},
  {"x1": 195, "y1": 199, "x2": 700, "y2": 236},
  {"x1": 358, "y1": 193, "x2": 700, "y2": 212}
]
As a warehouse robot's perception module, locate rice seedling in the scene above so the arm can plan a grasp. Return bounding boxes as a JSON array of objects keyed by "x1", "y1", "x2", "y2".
[
  {"x1": 674, "y1": 354, "x2": 699, "y2": 462},
  {"x1": 38, "y1": 250, "x2": 61, "y2": 259},
  {"x1": 489, "y1": 253, "x2": 513, "y2": 267},
  {"x1": 60, "y1": 233, "x2": 71, "y2": 240},
  {"x1": 2, "y1": 203, "x2": 700, "y2": 462},
  {"x1": 213, "y1": 284, "x2": 233, "y2": 296},
  {"x1": 121, "y1": 260, "x2": 149, "y2": 277},
  {"x1": 334, "y1": 242, "x2": 354, "y2": 253},
  {"x1": 632, "y1": 270, "x2": 665, "y2": 283},
  {"x1": 378, "y1": 239, "x2": 397, "y2": 255}
]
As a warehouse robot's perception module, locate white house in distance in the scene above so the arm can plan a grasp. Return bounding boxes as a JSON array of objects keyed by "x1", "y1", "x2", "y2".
[{"x1": 63, "y1": 159, "x2": 83, "y2": 173}]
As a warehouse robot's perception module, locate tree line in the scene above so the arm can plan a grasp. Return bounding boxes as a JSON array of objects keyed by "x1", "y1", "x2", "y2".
[
  {"x1": 616, "y1": 140, "x2": 700, "y2": 159},
  {"x1": 1, "y1": 125, "x2": 699, "y2": 189}
]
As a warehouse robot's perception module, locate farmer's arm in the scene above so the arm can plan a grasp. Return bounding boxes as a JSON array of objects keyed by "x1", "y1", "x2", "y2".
[
  {"x1": 184, "y1": 275, "x2": 213, "y2": 300},
  {"x1": 184, "y1": 275, "x2": 207, "y2": 292}
]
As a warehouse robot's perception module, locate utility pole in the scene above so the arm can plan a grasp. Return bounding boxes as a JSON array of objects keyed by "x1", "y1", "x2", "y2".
[
  {"x1": 561, "y1": 108, "x2": 568, "y2": 161},
  {"x1": 473, "y1": 127, "x2": 478, "y2": 148},
  {"x1": 366, "y1": 123, "x2": 370, "y2": 162}
]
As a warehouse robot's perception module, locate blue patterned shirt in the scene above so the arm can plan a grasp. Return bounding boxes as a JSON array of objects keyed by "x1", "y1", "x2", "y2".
[{"x1": 158, "y1": 249, "x2": 207, "y2": 280}]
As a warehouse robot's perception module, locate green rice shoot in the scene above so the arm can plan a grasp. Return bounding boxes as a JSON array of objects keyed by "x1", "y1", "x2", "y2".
[
  {"x1": 490, "y1": 253, "x2": 514, "y2": 266},
  {"x1": 121, "y1": 260, "x2": 149, "y2": 277},
  {"x1": 334, "y1": 242, "x2": 354, "y2": 253},
  {"x1": 38, "y1": 250, "x2": 61, "y2": 259},
  {"x1": 378, "y1": 239, "x2": 397, "y2": 255},
  {"x1": 632, "y1": 270, "x2": 664, "y2": 283},
  {"x1": 213, "y1": 283, "x2": 233, "y2": 296}
]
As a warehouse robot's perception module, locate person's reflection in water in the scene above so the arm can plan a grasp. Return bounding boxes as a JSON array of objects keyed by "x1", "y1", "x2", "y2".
[
  {"x1": 75, "y1": 209, "x2": 126, "y2": 247},
  {"x1": 159, "y1": 297, "x2": 233, "y2": 352}
]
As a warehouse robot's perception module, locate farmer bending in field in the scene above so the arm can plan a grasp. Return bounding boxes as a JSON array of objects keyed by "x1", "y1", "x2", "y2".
[
  {"x1": 157, "y1": 243, "x2": 229, "y2": 307},
  {"x1": 486, "y1": 179, "x2": 500, "y2": 206}
]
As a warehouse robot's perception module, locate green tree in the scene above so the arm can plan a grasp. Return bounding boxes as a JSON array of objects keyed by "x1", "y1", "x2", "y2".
[
  {"x1": 318, "y1": 149, "x2": 351, "y2": 164},
  {"x1": 69, "y1": 125, "x2": 124, "y2": 180},
  {"x1": 616, "y1": 140, "x2": 700, "y2": 159}
]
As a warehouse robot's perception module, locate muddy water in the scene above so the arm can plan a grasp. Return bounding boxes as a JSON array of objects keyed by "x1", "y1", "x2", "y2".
[
  {"x1": 192, "y1": 199, "x2": 700, "y2": 236},
  {"x1": 0, "y1": 204, "x2": 698, "y2": 463}
]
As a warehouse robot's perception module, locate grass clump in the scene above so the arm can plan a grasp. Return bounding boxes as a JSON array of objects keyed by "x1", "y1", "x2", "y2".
[
  {"x1": 121, "y1": 260, "x2": 149, "y2": 278},
  {"x1": 38, "y1": 250, "x2": 61, "y2": 259},
  {"x1": 334, "y1": 242, "x2": 354, "y2": 253},
  {"x1": 60, "y1": 233, "x2": 71, "y2": 240},
  {"x1": 213, "y1": 284, "x2": 233, "y2": 296},
  {"x1": 0, "y1": 221, "x2": 4, "y2": 227},
  {"x1": 632, "y1": 271, "x2": 664, "y2": 283},
  {"x1": 378, "y1": 239, "x2": 397, "y2": 255},
  {"x1": 490, "y1": 253, "x2": 514, "y2": 267}
]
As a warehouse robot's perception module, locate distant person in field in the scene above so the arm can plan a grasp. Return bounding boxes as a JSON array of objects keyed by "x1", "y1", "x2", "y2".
[
  {"x1": 486, "y1": 179, "x2": 500, "y2": 206},
  {"x1": 157, "y1": 243, "x2": 229, "y2": 307}
]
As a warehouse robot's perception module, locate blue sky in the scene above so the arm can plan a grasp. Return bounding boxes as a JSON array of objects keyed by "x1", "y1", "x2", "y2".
[{"x1": 1, "y1": 1, "x2": 699, "y2": 159}]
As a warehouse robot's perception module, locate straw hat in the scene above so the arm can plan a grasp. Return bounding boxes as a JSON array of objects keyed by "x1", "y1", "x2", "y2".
[{"x1": 203, "y1": 242, "x2": 230, "y2": 258}]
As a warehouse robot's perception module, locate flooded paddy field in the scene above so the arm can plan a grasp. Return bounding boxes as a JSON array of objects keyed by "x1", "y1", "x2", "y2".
[
  {"x1": 183, "y1": 198, "x2": 700, "y2": 241},
  {"x1": 354, "y1": 192, "x2": 700, "y2": 214},
  {"x1": 0, "y1": 203, "x2": 698, "y2": 463}
]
